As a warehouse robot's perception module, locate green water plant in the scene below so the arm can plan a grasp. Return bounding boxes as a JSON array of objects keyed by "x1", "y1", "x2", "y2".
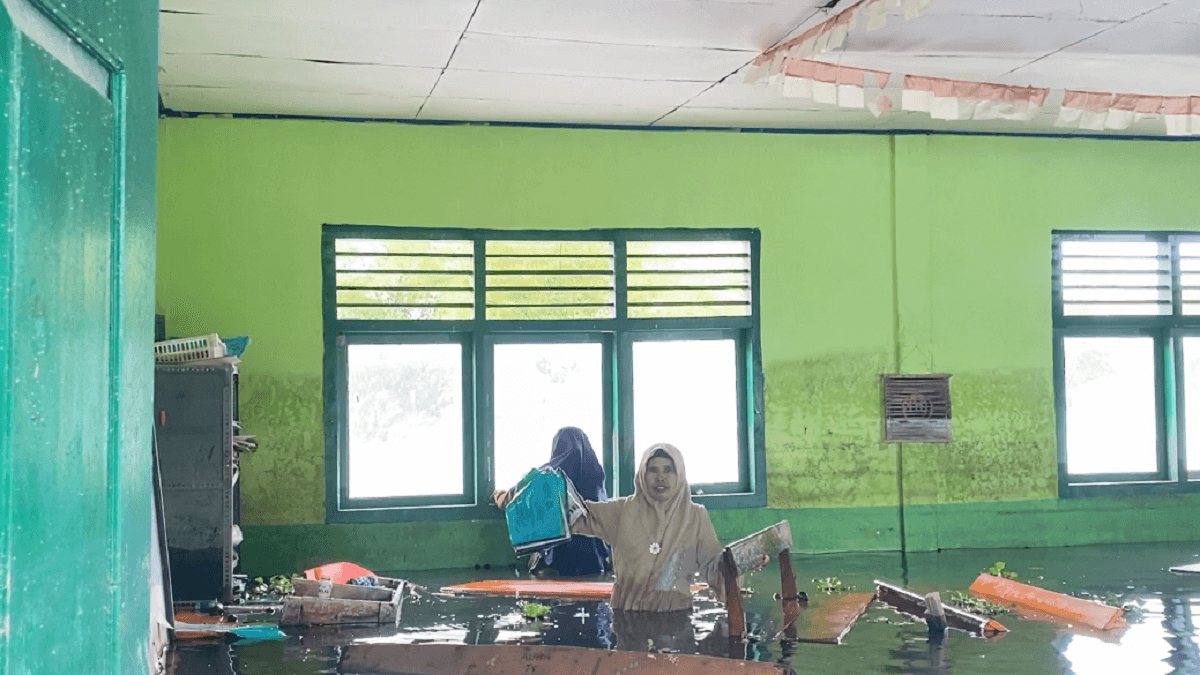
[
  {"x1": 1103, "y1": 593, "x2": 1144, "y2": 619},
  {"x1": 985, "y1": 561, "x2": 1020, "y2": 580},
  {"x1": 520, "y1": 601, "x2": 551, "y2": 620},
  {"x1": 948, "y1": 590, "x2": 1010, "y2": 616},
  {"x1": 812, "y1": 577, "x2": 855, "y2": 593}
]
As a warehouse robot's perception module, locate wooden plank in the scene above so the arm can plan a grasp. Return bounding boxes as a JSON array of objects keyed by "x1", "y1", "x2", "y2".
[
  {"x1": 341, "y1": 643, "x2": 783, "y2": 675},
  {"x1": 726, "y1": 521, "x2": 793, "y2": 575},
  {"x1": 875, "y1": 581, "x2": 1007, "y2": 636},
  {"x1": 790, "y1": 593, "x2": 875, "y2": 644},
  {"x1": 968, "y1": 574, "x2": 1124, "y2": 631},
  {"x1": 279, "y1": 596, "x2": 399, "y2": 627},
  {"x1": 293, "y1": 578, "x2": 394, "y2": 602},
  {"x1": 723, "y1": 548, "x2": 747, "y2": 639},
  {"x1": 441, "y1": 579, "x2": 706, "y2": 601}
]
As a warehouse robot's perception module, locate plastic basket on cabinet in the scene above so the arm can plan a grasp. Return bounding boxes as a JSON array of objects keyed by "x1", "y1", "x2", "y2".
[{"x1": 154, "y1": 333, "x2": 227, "y2": 363}]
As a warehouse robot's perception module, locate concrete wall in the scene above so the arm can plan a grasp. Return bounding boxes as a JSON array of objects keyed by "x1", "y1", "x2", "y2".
[{"x1": 157, "y1": 118, "x2": 1200, "y2": 574}]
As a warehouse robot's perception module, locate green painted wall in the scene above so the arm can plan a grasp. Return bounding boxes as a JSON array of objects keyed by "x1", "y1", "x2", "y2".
[{"x1": 157, "y1": 118, "x2": 1200, "y2": 573}]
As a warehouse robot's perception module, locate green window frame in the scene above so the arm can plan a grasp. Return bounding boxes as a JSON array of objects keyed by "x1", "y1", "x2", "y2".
[
  {"x1": 1053, "y1": 231, "x2": 1200, "y2": 498},
  {"x1": 322, "y1": 225, "x2": 766, "y2": 523}
]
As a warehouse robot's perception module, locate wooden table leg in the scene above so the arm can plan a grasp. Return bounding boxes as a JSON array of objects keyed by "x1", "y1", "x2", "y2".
[{"x1": 722, "y1": 548, "x2": 746, "y2": 640}]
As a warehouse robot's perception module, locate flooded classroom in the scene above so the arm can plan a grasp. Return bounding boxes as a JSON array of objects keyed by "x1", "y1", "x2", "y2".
[{"x1": 6, "y1": 1, "x2": 1200, "y2": 674}]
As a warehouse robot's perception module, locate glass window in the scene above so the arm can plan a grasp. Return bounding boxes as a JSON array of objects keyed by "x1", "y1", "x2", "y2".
[
  {"x1": 1053, "y1": 232, "x2": 1200, "y2": 496},
  {"x1": 492, "y1": 342, "x2": 604, "y2": 490},
  {"x1": 1062, "y1": 337, "x2": 1157, "y2": 475},
  {"x1": 346, "y1": 343, "x2": 464, "y2": 499},
  {"x1": 324, "y1": 227, "x2": 763, "y2": 519},
  {"x1": 633, "y1": 339, "x2": 740, "y2": 486},
  {"x1": 1183, "y1": 337, "x2": 1200, "y2": 474}
]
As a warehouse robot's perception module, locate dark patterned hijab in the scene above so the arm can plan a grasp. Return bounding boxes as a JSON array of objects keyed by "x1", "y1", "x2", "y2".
[{"x1": 546, "y1": 427, "x2": 606, "y2": 502}]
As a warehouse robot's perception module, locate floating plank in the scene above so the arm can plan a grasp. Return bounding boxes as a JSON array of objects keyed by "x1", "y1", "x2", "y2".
[
  {"x1": 341, "y1": 643, "x2": 782, "y2": 675},
  {"x1": 1169, "y1": 562, "x2": 1200, "y2": 575},
  {"x1": 875, "y1": 581, "x2": 1007, "y2": 636},
  {"x1": 726, "y1": 521, "x2": 793, "y2": 575},
  {"x1": 789, "y1": 592, "x2": 875, "y2": 644},
  {"x1": 441, "y1": 579, "x2": 706, "y2": 601},
  {"x1": 280, "y1": 595, "x2": 400, "y2": 627},
  {"x1": 968, "y1": 573, "x2": 1124, "y2": 631}
]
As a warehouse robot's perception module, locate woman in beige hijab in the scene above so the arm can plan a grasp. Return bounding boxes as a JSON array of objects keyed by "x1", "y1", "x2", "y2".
[{"x1": 570, "y1": 443, "x2": 725, "y2": 612}]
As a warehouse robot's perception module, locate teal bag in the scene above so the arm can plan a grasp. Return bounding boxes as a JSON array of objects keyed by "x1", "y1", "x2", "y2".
[{"x1": 505, "y1": 468, "x2": 571, "y2": 556}]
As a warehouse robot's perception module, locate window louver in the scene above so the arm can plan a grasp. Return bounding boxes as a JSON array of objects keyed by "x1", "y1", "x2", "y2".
[
  {"x1": 882, "y1": 375, "x2": 952, "y2": 443},
  {"x1": 485, "y1": 241, "x2": 616, "y2": 320},
  {"x1": 335, "y1": 239, "x2": 474, "y2": 320},
  {"x1": 1180, "y1": 242, "x2": 1200, "y2": 316},
  {"x1": 1056, "y1": 240, "x2": 1170, "y2": 316},
  {"x1": 627, "y1": 241, "x2": 752, "y2": 319}
]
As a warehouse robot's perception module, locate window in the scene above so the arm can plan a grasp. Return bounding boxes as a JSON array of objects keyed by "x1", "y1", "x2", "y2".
[
  {"x1": 323, "y1": 227, "x2": 764, "y2": 521},
  {"x1": 1053, "y1": 232, "x2": 1200, "y2": 496}
]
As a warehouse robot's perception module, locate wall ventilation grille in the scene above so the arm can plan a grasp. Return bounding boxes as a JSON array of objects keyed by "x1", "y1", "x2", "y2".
[{"x1": 882, "y1": 374, "x2": 953, "y2": 443}]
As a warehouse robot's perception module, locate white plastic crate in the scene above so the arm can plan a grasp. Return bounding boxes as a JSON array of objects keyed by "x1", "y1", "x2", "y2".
[{"x1": 154, "y1": 333, "x2": 227, "y2": 364}]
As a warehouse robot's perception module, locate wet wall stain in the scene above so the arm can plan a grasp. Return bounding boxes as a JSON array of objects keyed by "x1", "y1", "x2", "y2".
[
  {"x1": 764, "y1": 352, "x2": 897, "y2": 509},
  {"x1": 764, "y1": 356, "x2": 1059, "y2": 511},
  {"x1": 238, "y1": 372, "x2": 325, "y2": 525},
  {"x1": 902, "y1": 368, "x2": 1058, "y2": 504}
]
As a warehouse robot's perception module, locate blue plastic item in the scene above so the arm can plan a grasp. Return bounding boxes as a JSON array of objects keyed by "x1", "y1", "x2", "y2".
[
  {"x1": 221, "y1": 336, "x2": 251, "y2": 357},
  {"x1": 505, "y1": 469, "x2": 571, "y2": 556}
]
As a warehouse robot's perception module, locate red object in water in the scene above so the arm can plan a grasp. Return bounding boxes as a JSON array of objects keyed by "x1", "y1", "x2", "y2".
[
  {"x1": 441, "y1": 579, "x2": 707, "y2": 601},
  {"x1": 303, "y1": 561, "x2": 376, "y2": 585}
]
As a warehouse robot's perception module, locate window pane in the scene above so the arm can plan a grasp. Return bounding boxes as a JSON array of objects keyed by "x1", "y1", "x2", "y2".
[
  {"x1": 633, "y1": 339, "x2": 739, "y2": 485},
  {"x1": 347, "y1": 343, "x2": 463, "y2": 498},
  {"x1": 1183, "y1": 338, "x2": 1200, "y2": 474},
  {"x1": 493, "y1": 343, "x2": 604, "y2": 490},
  {"x1": 1063, "y1": 337, "x2": 1157, "y2": 475}
]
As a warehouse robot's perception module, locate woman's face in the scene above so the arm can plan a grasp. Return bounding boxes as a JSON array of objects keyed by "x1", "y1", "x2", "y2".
[{"x1": 645, "y1": 456, "x2": 678, "y2": 501}]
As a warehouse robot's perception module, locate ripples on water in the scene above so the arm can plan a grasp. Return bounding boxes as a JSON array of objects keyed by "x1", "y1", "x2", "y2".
[{"x1": 167, "y1": 542, "x2": 1200, "y2": 675}]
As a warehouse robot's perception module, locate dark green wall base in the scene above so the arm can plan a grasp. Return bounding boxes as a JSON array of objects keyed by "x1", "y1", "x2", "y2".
[{"x1": 241, "y1": 494, "x2": 1200, "y2": 575}]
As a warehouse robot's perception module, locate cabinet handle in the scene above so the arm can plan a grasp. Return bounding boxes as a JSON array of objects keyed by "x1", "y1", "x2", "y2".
[{"x1": 159, "y1": 410, "x2": 167, "y2": 426}]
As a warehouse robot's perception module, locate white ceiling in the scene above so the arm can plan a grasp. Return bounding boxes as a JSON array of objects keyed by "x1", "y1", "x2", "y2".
[{"x1": 159, "y1": 0, "x2": 1200, "y2": 135}]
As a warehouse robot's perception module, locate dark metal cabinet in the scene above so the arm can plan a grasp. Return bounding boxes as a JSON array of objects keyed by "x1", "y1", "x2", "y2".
[{"x1": 155, "y1": 364, "x2": 239, "y2": 603}]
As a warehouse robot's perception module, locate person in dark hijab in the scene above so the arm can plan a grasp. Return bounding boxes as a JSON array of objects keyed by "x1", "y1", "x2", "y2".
[{"x1": 494, "y1": 427, "x2": 611, "y2": 577}]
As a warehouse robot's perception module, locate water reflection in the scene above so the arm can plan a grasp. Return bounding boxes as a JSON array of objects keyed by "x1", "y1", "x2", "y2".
[{"x1": 166, "y1": 542, "x2": 1200, "y2": 675}]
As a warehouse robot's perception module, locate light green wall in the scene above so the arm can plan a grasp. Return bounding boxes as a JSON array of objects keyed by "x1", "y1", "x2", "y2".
[{"x1": 157, "y1": 118, "x2": 1200, "y2": 573}]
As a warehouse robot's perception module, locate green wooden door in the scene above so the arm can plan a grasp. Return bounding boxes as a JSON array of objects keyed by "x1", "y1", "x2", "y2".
[{"x1": 0, "y1": 0, "x2": 157, "y2": 672}]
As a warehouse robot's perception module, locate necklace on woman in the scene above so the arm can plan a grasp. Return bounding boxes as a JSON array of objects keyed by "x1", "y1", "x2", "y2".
[{"x1": 649, "y1": 542, "x2": 661, "y2": 555}]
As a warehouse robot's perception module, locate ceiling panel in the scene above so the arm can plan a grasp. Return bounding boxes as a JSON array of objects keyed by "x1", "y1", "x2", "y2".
[
  {"x1": 161, "y1": 0, "x2": 477, "y2": 30},
  {"x1": 919, "y1": 0, "x2": 1172, "y2": 21},
  {"x1": 161, "y1": 12, "x2": 460, "y2": 68},
  {"x1": 1061, "y1": 20, "x2": 1200, "y2": 55},
  {"x1": 450, "y1": 33, "x2": 754, "y2": 81},
  {"x1": 842, "y1": 14, "x2": 1111, "y2": 57},
  {"x1": 1137, "y1": 1, "x2": 1200, "y2": 24},
  {"x1": 469, "y1": 0, "x2": 820, "y2": 50},
  {"x1": 160, "y1": 54, "x2": 441, "y2": 97},
  {"x1": 418, "y1": 97, "x2": 669, "y2": 125},
  {"x1": 162, "y1": 86, "x2": 427, "y2": 118},
  {"x1": 430, "y1": 69, "x2": 711, "y2": 107}
]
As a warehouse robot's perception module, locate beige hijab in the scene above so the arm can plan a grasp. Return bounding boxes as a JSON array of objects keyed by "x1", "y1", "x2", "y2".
[{"x1": 572, "y1": 443, "x2": 726, "y2": 611}]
